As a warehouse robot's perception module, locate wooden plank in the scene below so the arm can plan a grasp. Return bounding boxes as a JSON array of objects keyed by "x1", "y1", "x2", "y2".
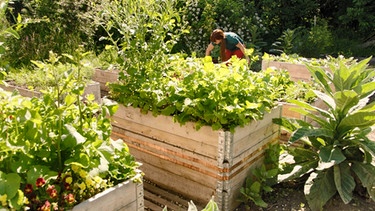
[
  {"x1": 144, "y1": 189, "x2": 186, "y2": 211},
  {"x1": 232, "y1": 123, "x2": 277, "y2": 158},
  {"x1": 111, "y1": 121, "x2": 219, "y2": 160},
  {"x1": 144, "y1": 200, "x2": 164, "y2": 211},
  {"x1": 122, "y1": 143, "x2": 220, "y2": 188},
  {"x1": 113, "y1": 105, "x2": 220, "y2": 145},
  {"x1": 144, "y1": 182, "x2": 191, "y2": 210},
  {"x1": 72, "y1": 180, "x2": 143, "y2": 211},
  {"x1": 111, "y1": 129, "x2": 219, "y2": 171},
  {"x1": 142, "y1": 163, "x2": 215, "y2": 206},
  {"x1": 232, "y1": 106, "x2": 281, "y2": 142},
  {"x1": 92, "y1": 69, "x2": 119, "y2": 91}
]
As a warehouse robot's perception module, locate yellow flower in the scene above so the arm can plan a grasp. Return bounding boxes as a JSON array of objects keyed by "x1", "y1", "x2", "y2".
[
  {"x1": 71, "y1": 165, "x2": 80, "y2": 173},
  {"x1": 65, "y1": 176, "x2": 73, "y2": 184},
  {"x1": 79, "y1": 170, "x2": 87, "y2": 178},
  {"x1": 78, "y1": 182, "x2": 86, "y2": 191},
  {"x1": 0, "y1": 194, "x2": 7, "y2": 207},
  {"x1": 85, "y1": 177, "x2": 93, "y2": 187}
]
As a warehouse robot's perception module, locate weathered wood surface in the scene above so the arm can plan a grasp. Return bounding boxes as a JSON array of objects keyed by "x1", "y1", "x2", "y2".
[
  {"x1": 0, "y1": 81, "x2": 101, "y2": 102},
  {"x1": 111, "y1": 105, "x2": 281, "y2": 211},
  {"x1": 92, "y1": 69, "x2": 119, "y2": 92},
  {"x1": 261, "y1": 60, "x2": 331, "y2": 82},
  {"x1": 72, "y1": 180, "x2": 144, "y2": 211}
]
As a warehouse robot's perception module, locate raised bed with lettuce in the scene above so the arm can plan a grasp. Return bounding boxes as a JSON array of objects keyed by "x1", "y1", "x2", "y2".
[{"x1": 107, "y1": 55, "x2": 307, "y2": 210}]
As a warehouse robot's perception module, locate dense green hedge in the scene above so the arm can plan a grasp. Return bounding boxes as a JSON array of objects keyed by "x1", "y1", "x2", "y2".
[{"x1": 3, "y1": 0, "x2": 375, "y2": 69}]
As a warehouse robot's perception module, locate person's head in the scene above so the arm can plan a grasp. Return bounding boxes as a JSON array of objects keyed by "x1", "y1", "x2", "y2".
[
  {"x1": 210, "y1": 29, "x2": 227, "y2": 61},
  {"x1": 210, "y1": 29, "x2": 225, "y2": 44}
]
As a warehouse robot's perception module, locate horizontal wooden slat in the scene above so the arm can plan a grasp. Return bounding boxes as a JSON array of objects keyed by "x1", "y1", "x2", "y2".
[
  {"x1": 111, "y1": 119, "x2": 220, "y2": 159},
  {"x1": 112, "y1": 105, "x2": 220, "y2": 146},
  {"x1": 111, "y1": 104, "x2": 282, "y2": 211}
]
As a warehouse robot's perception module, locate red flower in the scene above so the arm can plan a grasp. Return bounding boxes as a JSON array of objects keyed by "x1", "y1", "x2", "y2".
[
  {"x1": 65, "y1": 193, "x2": 75, "y2": 204},
  {"x1": 24, "y1": 184, "x2": 33, "y2": 194},
  {"x1": 46, "y1": 185, "x2": 58, "y2": 199},
  {"x1": 36, "y1": 177, "x2": 46, "y2": 187},
  {"x1": 38, "y1": 200, "x2": 51, "y2": 211}
]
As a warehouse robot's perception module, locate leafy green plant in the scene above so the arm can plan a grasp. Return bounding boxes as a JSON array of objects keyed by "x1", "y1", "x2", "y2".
[
  {"x1": 6, "y1": 49, "x2": 95, "y2": 91},
  {"x1": 4, "y1": 0, "x2": 99, "y2": 67},
  {"x1": 0, "y1": 0, "x2": 21, "y2": 76},
  {"x1": 110, "y1": 55, "x2": 298, "y2": 132},
  {"x1": 239, "y1": 144, "x2": 282, "y2": 208},
  {"x1": 0, "y1": 54, "x2": 142, "y2": 210},
  {"x1": 273, "y1": 57, "x2": 375, "y2": 211}
]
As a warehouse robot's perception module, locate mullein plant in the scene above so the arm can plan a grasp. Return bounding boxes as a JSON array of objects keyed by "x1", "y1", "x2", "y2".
[{"x1": 273, "y1": 57, "x2": 375, "y2": 211}]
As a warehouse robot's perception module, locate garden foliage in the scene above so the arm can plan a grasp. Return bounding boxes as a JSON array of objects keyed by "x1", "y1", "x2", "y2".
[
  {"x1": 274, "y1": 57, "x2": 375, "y2": 211},
  {"x1": 110, "y1": 55, "x2": 312, "y2": 132},
  {"x1": 0, "y1": 53, "x2": 142, "y2": 210}
]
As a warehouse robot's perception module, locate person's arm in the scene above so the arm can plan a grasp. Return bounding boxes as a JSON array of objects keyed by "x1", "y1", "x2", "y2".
[
  {"x1": 236, "y1": 43, "x2": 250, "y2": 63},
  {"x1": 205, "y1": 43, "x2": 215, "y2": 56}
]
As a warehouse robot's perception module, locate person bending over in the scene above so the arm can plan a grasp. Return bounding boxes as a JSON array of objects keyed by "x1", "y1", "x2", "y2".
[{"x1": 205, "y1": 29, "x2": 249, "y2": 63}]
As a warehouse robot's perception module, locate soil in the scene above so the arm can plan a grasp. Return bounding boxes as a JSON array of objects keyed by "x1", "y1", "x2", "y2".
[{"x1": 236, "y1": 181, "x2": 375, "y2": 211}]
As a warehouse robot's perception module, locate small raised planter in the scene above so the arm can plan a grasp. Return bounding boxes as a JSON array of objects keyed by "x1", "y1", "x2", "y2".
[
  {"x1": 262, "y1": 60, "x2": 313, "y2": 81},
  {"x1": 72, "y1": 180, "x2": 144, "y2": 211},
  {"x1": 110, "y1": 105, "x2": 281, "y2": 211},
  {"x1": 92, "y1": 69, "x2": 120, "y2": 93},
  {"x1": 262, "y1": 60, "x2": 331, "y2": 82},
  {"x1": 0, "y1": 81, "x2": 101, "y2": 102}
]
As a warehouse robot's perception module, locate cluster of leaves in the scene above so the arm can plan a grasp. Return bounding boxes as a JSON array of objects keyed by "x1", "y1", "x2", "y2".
[
  {"x1": 110, "y1": 55, "x2": 308, "y2": 132},
  {"x1": 0, "y1": 0, "x2": 21, "y2": 75},
  {"x1": 6, "y1": 49, "x2": 95, "y2": 91},
  {"x1": 263, "y1": 53, "x2": 359, "y2": 67},
  {"x1": 273, "y1": 57, "x2": 375, "y2": 210},
  {"x1": 91, "y1": 0, "x2": 189, "y2": 73},
  {"x1": 239, "y1": 144, "x2": 282, "y2": 208},
  {"x1": 0, "y1": 52, "x2": 142, "y2": 210},
  {"x1": 3, "y1": 0, "x2": 99, "y2": 68}
]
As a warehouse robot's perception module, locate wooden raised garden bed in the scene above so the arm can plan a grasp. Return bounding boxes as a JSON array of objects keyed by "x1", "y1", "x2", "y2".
[
  {"x1": 72, "y1": 180, "x2": 144, "y2": 211},
  {"x1": 262, "y1": 60, "x2": 331, "y2": 82},
  {"x1": 92, "y1": 69, "x2": 120, "y2": 93},
  {"x1": 0, "y1": 81, "x2": 101, "y2": 102},
  {"x1": 262, "y1": 60, "x2": 313, "y2": 81},
  {"x1": 110, "y1": 105, "x2": 281, "y2": 211}
]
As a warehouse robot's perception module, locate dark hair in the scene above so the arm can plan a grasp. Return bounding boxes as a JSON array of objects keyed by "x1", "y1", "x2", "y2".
[{"x1": 210, "y1": 29, "x2": 227, "y2": 61}]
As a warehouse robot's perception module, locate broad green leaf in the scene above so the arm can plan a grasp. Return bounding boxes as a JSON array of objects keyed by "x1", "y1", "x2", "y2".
[
  {"x1": 65, "y1": 124, "x2": 86, "y2": 144},
  {"x1": 307, "y1": 65, "x2": 333, "y2": 94},
  {"x1": 312, "y1": 90, "x2": 335, "y2": 110},
  {"x1": 352, "y1": 162, "x2": 375, "y2": 199},
  {"x1": 289, "y1": 127, "x2": 333, "y2": 144},
  {"x1": 0, "y1": 173, "x2": 20, "y2": 198},
  {"x1": 161, "y1": 105, "x2": 175, "y2": 116},
  {"x1": 65, "y1": 94, "x2": 77, "y2": 106},
  {"x1": 279, "y1": 148, "x2": 319, "y2": 181},
  {"x1": 333, "y1": 90, "x2": 359, "y2": 113},
  {"x1": 357, "y1": 139, "x2": 375, "y2": 158},
  {"x1": 305, "y1": 170, "x2": 336, "y2": 211},
  {"x1": 334, "y1": 162, "x2": 355, "y2": 204},
  {"x1": 338, "y1": 112, "x2": 375, "y2": 132},
  {"x1": 319, "y1": 146, "x2": 346, "y2": 164}
]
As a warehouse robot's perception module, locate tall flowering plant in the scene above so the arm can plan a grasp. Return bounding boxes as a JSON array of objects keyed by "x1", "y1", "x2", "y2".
[{"x1": 0, "y1": 54, "x2": 142, "y2": 210}]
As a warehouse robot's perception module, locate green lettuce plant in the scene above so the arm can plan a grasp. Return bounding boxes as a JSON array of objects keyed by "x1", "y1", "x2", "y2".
[
  {"x1": 273, "y1": 57, "x2": 375, "y2": 211},
  {"x1": 110, "y1": 55, "x2": 300, "y2": 132}
]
